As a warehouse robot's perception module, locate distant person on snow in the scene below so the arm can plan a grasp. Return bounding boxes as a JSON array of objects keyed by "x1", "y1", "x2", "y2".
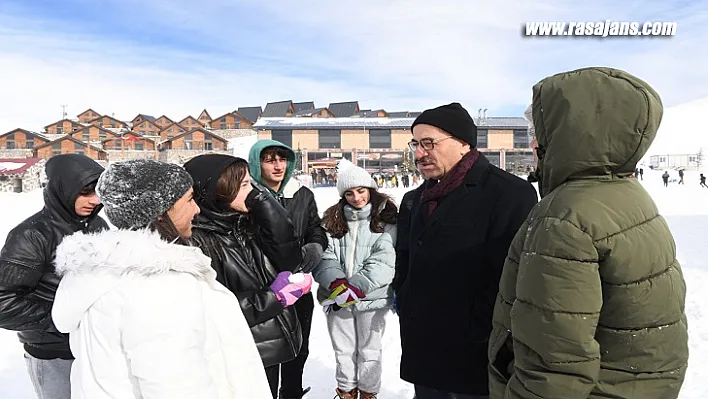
[
  {"x1": 313, "y1": 161, "x2": 397, "y2": 399},
  {"x1": 678, "y1": 169, "x2": 685, "y2": 184},
  {"x1": 701, "y1": 173, "x2": 707, "y2": 188},
  {"x1": 489, "y1": 67, "x2": 688, "y2": 399},
  {"x1": 640, "y1": 167, "x2": 644, "y2": 180},
  {"x1": 0, "y1": 154, "x2": 107, "y2": 399},
  {"x1": 662, "y1": 170, "x2": 670, "y2": 187}
]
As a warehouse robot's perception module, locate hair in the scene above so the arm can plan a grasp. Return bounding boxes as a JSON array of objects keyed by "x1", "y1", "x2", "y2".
[
  {"x1": 260, "y1": 146, "x2": 292, "y2": 162},
  {"x1": 78, "y1": 181, "x2": 97, "y2": 196},
  {"x1": 145, "y1": 212, "x2": 187, "y2": 245},
  {"x1": 213, "y1": 159, "x2": 250, "y2": 211},
  {"x1": 322, "y1": 188, "x2": 398, "y2": 239}
]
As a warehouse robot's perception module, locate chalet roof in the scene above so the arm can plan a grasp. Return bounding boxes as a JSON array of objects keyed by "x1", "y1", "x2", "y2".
[
  {"x1": 328, "y1": 101, "x2": 360, "y2": 117},
  {"x1": 43, "y1": 119, "x2": 81, "y2": 129},
  {"x1": 0, "y1": 158, "x2": 42, "y2": 175},
  {"x1": 0, "y1": 128, "x2": 49, "y2": 142},
  {"x1": 132, "y1": 114, "x2": 156, "y2": 122},
  {"x1": 198, "y1": 109, "x2": 213, "y2": 120},
  {"x1": 34, "y1": 135, "x2": 106, "y2": 152},
  {"x1": 262, "y1": 101, "x2": 293, "y2": 117},
  {"x1": 164, "y1": 128, "x2": 228, "y2": 143},
  {"x1": 77, "y1": 109, "x2": 100, "y2": 118},
  {"x1": 87, "y1": 115, "x2": 126, "y2": 126},
  {"x1": 293, "y1": 102, "x2": 315, "y2": 113},
  {"x1": 293, "y1": 107, "x2": 328, "y2": 117},
  {"x1": 237, "y1": 106, "x2": 263, "y2": 123}
]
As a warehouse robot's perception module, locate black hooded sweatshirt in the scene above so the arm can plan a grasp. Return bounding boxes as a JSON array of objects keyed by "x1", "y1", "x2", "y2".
[
  {"x1": 184, "y1": 154, "x2": 304, "y2": 367},
  {"x1": 0, "y1": 154, "x2": 108, "y2": 359}
]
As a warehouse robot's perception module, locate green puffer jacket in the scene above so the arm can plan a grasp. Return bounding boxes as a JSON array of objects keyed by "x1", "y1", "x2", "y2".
[{"x1": 488, "y1": 67, "x2": 688, "y2": 399}]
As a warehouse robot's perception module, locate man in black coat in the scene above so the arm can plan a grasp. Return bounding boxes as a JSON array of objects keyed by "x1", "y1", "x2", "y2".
[
  {"x1": 249, "y1": 140, "x2": 328, "y2": 399},
  {"x1": 0, "y1": 154, "x2": 108, "y2": 399},
  {"x1": 393, "y1": 103, "x2": 538, "y2": 399}
]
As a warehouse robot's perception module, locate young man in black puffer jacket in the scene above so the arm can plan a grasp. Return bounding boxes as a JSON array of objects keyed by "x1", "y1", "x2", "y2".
[{"x1": 249, "y1": 140, "x2": 329, "y2": 399}]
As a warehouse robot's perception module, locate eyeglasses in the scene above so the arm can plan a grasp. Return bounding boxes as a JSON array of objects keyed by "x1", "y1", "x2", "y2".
[{"x1": 408, "y1": 136, "x2": 453, "y2": 152}]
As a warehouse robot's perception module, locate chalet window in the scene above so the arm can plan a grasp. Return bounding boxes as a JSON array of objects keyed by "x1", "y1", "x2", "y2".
[
  {"x1": 220, "y1": 123, "x2": 226, "y2": 129},
  {"x1": 271, "y1": 130, "x2": 292, "y2": 148},
  {"x1": 169, "y1": 128, "x2": 174, "y2": 132},
  {"x1": 143, "y1": 123, "x2": 148, "y2": 128},
  {"x1": 52, "y1": 142, "x2": 62, "y2": 150},
  {"x1": 75, "y1": 142, "x2": 84, "y2": 150},
  {"x1": 204, "y1": 142, "x2": 213, "y2": 151},
  {"x1": 369, "y1": 129, "x2": 391, "y2": 149},
  {"x1": 6, "y1": 142, "x2": 15, "y2": 149},
  {"x1": 57, "y1": 126, "x2": 63, "y2": 134},
  {"x1": 184, "y1": 142, "x2": 192, "y2": 150},
  {"x1": 204, "y1": 134, "x2": 212, "y2": 141},
  {"x1": 26, "y1": 142, "x2": 34, "y2": 149},
  {"x1": 135, "y1": 142, "x2": 144, "y2": 151},
  {"x1": 318, "y1": 129, "x2": 341, "y2": 149},
  {"x1": 99, "y1": 132, "x2": 106, "y2": 139},
  {"x1": 6, "y1": 133, "x2": 15, "y2": 140},
  {"x1": 140, "y1": 130, "x2": 145, "y2": 135},
  {"x1": 513, "y1": 129, "x2": 530, "y2": 148},
  {"x1": 185, "y1": 133, "x2": 193, "y2": 140},
  {"x1": 83, "y1": 131, "x2": 89, "y2": 141},
  {"x1": 221, "y1": 118, "x2": 226, "y2": 123},
  {"x1": 477, "y1": 129, "x2": 488, "y2": 149}
]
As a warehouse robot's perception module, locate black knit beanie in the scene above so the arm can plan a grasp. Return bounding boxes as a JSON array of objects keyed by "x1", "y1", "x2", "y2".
[{"x1": 411, "y1": 102, "x2": 478, "y2": 147}]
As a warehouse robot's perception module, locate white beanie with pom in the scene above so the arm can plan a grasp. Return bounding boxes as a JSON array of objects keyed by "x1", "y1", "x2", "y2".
[{"x1": 336, "y1": 159, "x2": 378, "y2": 197}]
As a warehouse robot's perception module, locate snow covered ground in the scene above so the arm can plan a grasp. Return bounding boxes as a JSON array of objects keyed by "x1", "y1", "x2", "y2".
[{"x1": 0, "y1": 169, "x2": 706, "y2": 398}]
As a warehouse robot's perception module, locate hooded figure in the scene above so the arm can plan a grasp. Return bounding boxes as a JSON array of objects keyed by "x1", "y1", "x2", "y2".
[
  {"x1": 0, "y1": 154, "x2": 107, "y2": 399},
  {"x1": 184, "y1": 154, "x2": 310, "y2": 398},
  {"x1": 249, "y1": 140, "x2": 328, "y2": 399},
  {"x1": 489, "y1": 67, "x2": 688, "y2": 398},
  {"x1": 51, "y1": 158, "x2": 272, "y2": 399}
]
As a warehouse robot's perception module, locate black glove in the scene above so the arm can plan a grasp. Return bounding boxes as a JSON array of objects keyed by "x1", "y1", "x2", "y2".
[{"x1": 298, "y1": 242, "x2": 324, "y2": 273}]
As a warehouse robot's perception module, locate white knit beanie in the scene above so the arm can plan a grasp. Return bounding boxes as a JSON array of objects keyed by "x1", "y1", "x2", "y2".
[{"x1": 336, "y1": 159, "x2": 378, "y2": 196}]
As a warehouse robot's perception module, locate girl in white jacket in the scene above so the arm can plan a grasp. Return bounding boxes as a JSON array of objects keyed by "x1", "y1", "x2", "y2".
[
  {"x1": 51, "y1": 159, "x2": 272, "y2": 399},
  {"x1": 313, "y1": 161, "x2": 397, "y2": 399}
]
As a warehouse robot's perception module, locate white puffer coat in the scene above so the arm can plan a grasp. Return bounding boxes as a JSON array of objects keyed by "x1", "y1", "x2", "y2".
[{"x1": 51, "y1": 228, "x2": 272, "y2": 399}]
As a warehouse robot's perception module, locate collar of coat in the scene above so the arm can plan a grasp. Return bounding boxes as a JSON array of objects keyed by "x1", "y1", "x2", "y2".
[{"x1": 54, "y1": 228, "x2": 216, "y2": 281}]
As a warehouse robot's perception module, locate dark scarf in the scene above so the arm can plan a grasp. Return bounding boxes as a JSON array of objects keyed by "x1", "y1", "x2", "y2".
[{"x1": 420, "y1": 148, "x2": 479, "y2": 216}]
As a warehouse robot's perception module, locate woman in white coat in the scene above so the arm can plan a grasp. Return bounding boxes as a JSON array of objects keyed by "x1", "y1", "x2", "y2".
[{"x1": 51, "y1": 159, "x2": 272, "y2": 399}]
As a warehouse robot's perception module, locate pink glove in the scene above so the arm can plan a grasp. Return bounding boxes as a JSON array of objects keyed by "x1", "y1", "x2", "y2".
[{"x1": 270, "y1": 272, "x2": 313, "y2": 307}]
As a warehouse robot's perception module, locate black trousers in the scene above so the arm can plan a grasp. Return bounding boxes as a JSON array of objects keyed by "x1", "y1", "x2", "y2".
[
  {"x1": 414, "y1": 384, "x2": 489, "y2": 399},
  {"x1": 266, "y1": 292, "x2": 315, "y2": 399}
]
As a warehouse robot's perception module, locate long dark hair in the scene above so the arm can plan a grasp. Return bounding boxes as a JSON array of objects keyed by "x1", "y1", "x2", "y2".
[
  {"x1": 148, "y1": 213, "x2": 186, "y2": 245},
  {"x1": 322, "y1": 188, "x2": 397, "y2": 239}
]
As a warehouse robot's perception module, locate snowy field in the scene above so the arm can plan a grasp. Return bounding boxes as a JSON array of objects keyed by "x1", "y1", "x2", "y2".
[{"x1": 0, "y1": 169, "x2": 707, "y2": 398}]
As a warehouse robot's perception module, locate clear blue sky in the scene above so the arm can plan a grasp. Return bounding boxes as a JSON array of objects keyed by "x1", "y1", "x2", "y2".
[{"x1": 0, "y1": 0, "x2": 706, "y2": 131}]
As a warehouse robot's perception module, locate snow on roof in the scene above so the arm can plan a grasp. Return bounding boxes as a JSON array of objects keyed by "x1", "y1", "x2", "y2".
[{"x1": 0, "y1": 158, "x2": 42, "y2": 175}]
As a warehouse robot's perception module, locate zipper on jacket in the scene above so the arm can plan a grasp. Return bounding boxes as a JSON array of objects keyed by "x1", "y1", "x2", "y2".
[{"x1": 345, "y1": 217, "x2": 360, "y2": 278}]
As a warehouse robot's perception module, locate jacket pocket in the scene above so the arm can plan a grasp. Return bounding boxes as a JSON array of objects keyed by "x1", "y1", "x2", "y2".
[{"x1": 488, "y1": 327, "x2": 514, "y2": 382}]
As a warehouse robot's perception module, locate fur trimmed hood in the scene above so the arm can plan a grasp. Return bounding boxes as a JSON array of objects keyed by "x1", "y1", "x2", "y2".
[{"x1": 52, "y1": 228, "x2": 216, "y2": 333}]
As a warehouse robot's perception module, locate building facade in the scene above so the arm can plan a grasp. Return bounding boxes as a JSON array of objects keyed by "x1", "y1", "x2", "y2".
[
  {"x1": 649, "y1": 153, "x2": 700, "y2": 170},
  {"x1": 253, "y1": 116, "x2": 534, "y2": 174},
  {"x1": 0, "y1": 158, "x2": 45, "y2": 193}
]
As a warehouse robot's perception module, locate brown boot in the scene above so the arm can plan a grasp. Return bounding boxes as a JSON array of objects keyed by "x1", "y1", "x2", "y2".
[
  {"x1": 360, "y1": 391, "x2": 378, "y2": 399},
  {"x1": 334, "y1": 387, "x2": 359, "y2": 399}
]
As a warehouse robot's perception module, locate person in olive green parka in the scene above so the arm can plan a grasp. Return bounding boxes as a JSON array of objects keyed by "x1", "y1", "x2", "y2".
[{"x1": 488, "y1": 67, "x2": 688, "y2": 399}]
